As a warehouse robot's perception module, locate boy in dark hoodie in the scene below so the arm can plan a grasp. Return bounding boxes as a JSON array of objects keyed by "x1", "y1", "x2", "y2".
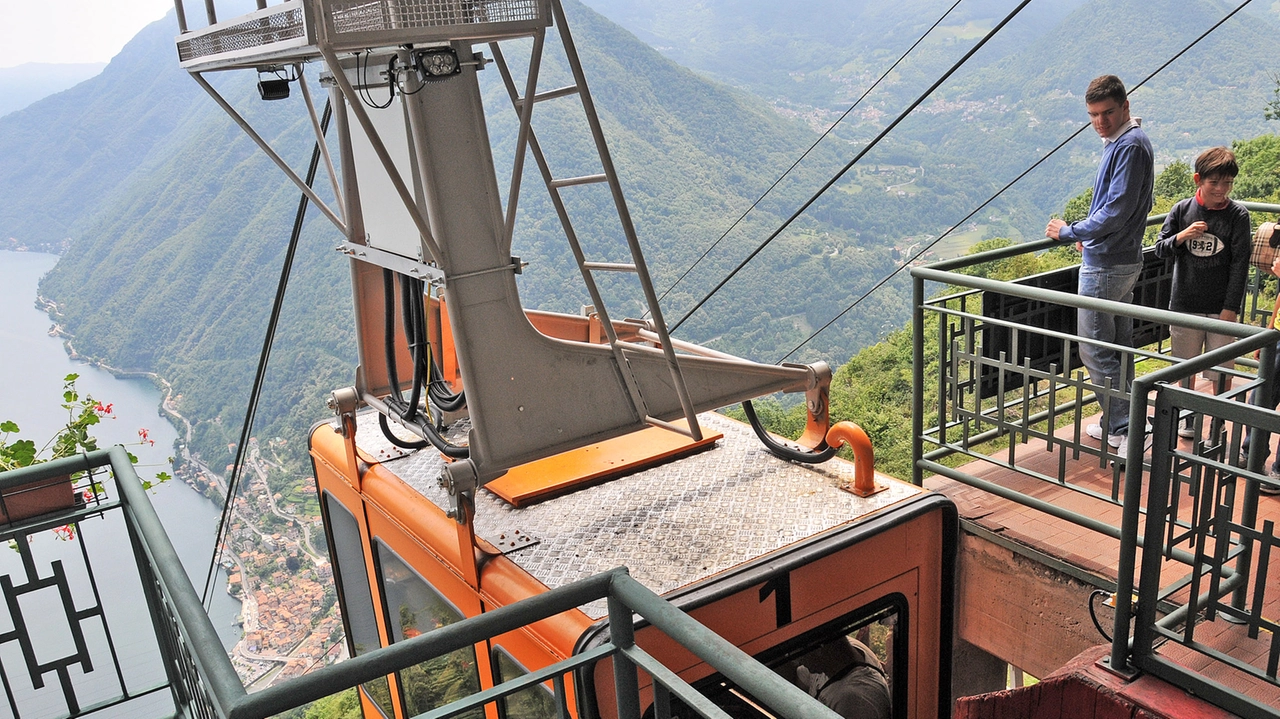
[{"x1": 1154, "y1": 146, "x2": 1251, "y2": 436}]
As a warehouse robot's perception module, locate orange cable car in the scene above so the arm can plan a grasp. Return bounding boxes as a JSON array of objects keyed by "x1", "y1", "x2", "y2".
[{"x1": 311, "y1": 396, "x2": 956, "y2": 719}]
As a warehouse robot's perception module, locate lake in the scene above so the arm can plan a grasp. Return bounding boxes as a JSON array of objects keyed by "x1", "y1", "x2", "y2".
[{"x1": 0, "y1": 250, "x2": 242, "y2": 653}]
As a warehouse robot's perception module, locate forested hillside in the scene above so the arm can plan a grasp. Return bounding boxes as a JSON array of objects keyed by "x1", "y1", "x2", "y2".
[
  {"x1": 739, "y1": 133, "x2": 1280, "y2": 480},
  {"x1": 9, "y1": 1, "x2": 898, "y2": 475},
  {"x1": 6, "y1": 0, "x2": 1280, "y2": 480},
  {"x1": 583, "y1": 0, "x2": 1280, "y2": 330}
]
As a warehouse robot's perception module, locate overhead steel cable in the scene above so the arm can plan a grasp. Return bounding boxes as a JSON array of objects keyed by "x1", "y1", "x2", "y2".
[
  {"x1": 670, "y1": 0, "x2": 1035, "y2": 333},
  {"x1": 202, "y1": 98, "x2": 332, "y2": 607},
  {"x1": 653, "y1": 0, "x2": 965, "y2": 312},
  {"x1": 778, "y1": 0, "x2": 1256, "y2": 363}
]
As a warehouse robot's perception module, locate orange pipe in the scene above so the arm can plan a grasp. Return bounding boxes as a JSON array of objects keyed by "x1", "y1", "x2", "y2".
[{"x1": 824, "y1": 421, "x2": 880, "y2": 497}]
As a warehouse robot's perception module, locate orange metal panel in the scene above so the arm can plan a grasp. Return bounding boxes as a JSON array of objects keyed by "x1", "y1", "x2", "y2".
[
  {"x1": 485, "y1": 423, "x2": 723, "y2": 508},
  {"x1": 591, "y1": 509, "x2": 947, "y2": 719}
]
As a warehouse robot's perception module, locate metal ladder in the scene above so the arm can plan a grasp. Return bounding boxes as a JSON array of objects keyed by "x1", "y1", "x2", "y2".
[{"x1": 488, "y1": 0, "x2": 702, "y2": 441}]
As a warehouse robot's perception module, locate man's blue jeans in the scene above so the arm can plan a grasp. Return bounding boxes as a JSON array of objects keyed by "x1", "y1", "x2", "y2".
[{"x1": 1078, "y1": 263, "x2": 1142, "y2": 436}]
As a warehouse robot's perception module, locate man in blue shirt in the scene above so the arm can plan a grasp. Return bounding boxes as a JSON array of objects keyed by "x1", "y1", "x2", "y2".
[{"x1": 1046, "y1": 75, "x2": 1154, "y2": 454}]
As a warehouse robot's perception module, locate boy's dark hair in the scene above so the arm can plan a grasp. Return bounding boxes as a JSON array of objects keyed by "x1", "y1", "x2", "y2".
[
  {"x1": 1195, "y1": 146, "x2": 1239, "y2": 179},
  {"x1": 1085, "y1": 75, "x2": 1127, "y2": 105}
]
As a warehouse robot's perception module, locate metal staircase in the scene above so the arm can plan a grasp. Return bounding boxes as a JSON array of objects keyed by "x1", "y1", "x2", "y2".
[{"x1": 488, "y1": 0, "x2": 702, "y2": 440}]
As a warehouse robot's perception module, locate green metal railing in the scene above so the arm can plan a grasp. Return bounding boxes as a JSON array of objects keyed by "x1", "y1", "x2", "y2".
[
  {"x1": 1124, "y1": 368, "x2": 1280, "y2": 719},
  {"x1": 911, "y1": 201, "x2": 1280, "y2": 718},
  {"x1": 0, "y1": 448, "x2": 840, "y2": 719}
]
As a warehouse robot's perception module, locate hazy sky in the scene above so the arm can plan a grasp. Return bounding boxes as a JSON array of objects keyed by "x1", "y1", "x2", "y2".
[{"x1": 0, "y1": 0, "x2": 174, "y2": 68}]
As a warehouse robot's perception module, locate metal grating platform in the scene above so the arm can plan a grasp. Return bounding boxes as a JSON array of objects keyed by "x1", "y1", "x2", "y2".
[
  {"x1": 329, "y1": 0, "x2": 543, "y2": 33},
  {"x1": 177, "y1": 8, "x2": 305, "y2": 61},
  {"x1": 357, "y1": 411, "x2": 922, "y2": 618},
  {"x1": 176, "y1": 0, "x2": 549, "y2": 70}
]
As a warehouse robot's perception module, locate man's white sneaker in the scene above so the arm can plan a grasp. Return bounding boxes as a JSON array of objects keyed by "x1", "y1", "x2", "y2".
[
  {"x1": 1263, "y1": 468, "x2": 1280, "y2": 496},
  {"x1": 1115, "y1": 431, "x2": 1153, "y2": 458},
  {"x1": 1086, "y1": 423, "x2": 1123, "y2": 448}
]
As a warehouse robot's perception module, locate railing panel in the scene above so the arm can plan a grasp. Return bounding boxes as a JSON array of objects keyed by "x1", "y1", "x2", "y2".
[
  {"x1": 0, "y1": 451, "x2": 841, "y2": 719},
  {"x1": 0, "y1": 465, "x2": 177, "y2": 719},
  {"x1": 1123, "y1": 384, "x2": 1280, "y2": 716},
  {"x1": 913, "y1": 204, "x2": 1280, "y2": 717}
]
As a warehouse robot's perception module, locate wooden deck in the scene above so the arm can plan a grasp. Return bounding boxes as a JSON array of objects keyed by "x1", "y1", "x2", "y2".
[{"x1": 925, "y1": 376, "x2": 1280, "y2": 708}]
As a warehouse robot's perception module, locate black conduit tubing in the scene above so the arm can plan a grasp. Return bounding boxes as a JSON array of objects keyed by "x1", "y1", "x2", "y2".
[
  {"x1": 428, "y1": 355, "x2": 466, "y2": 412},
  {"x1": 779, "y1": 0, "x2": 1257, "y2": 363},
  {"x1": 420, "y1": 418, "x2": 470, "y2": 459},
  {"x1": 396, "y1": 273, "x2": 426, "y2": 422},
  {"x1": 378, "y1": 413, "x2": 429, "y2": 450},
  {"x1": 408, "y1": 283, "x2": 469, "y2": 457},
  {"x1": 385, "y1": 274, "x2": 470, "y2": 457},
  {"x1": 742, "y1": 400, "x2": 839, "y2": 463},
  {"x1": 203, "y1": 99, "x2": 332, "y2": 606},
  {"x1": 383, "y1": 268, "x2": 404, "y2": 406},
  {"x1": 670, "y1": 0, "x2": 1035, "y2": 333},
  {"x1": 378, "y1": 272, "x2": 430, "y2": 450}
]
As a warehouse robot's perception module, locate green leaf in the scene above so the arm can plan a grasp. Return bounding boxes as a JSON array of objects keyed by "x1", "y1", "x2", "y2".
[
  {"x1": 154, "y1": 472, "x2": 171, "y2": 483},
  {"x1": 8, "y1": 440, "x2": 37, "y2": 468},
  {"x1": 63, "y1": 374, "x2": 79, "y2": 383},
  {"x1": 0, "y1": 421, "x2": 18, "y2": 434}
]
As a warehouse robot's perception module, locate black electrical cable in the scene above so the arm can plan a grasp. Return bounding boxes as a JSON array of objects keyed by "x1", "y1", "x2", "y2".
[
  {"x1": 670, "y1": 0, "x2": 1035, "y2": 334},
  {"x1": 383, "y1": 268, "x2": 403, "y2": 405},
  {"x1": 1089, "y1": 590, "x2": 1114, "y2": 642},
  {"x1": 428, "y1": 354, "x2": 466, "y2": 412},
  {"x1": 377, "y1": 270, "x2": 470, "y2": 455},
  {"x1": 778, "y1": 0, "x2": 1257, "y2": 363},
  {"x1": 779, "y1": 123, "x2": 1089, "y2": 362},
  {"x1": 356, "y1": 50, "x2": 395, "y2": 109},
  {"x1": 742, "y1": 400, "x2": 839, "y2": 464},
  {"x1": 379, "y1": 412, "x2": 429, "y2": 450},
  {"x1": 419, "y1": 418, "x2": 470, "y2": 459},
  {"x1": 203, "y1": 99, "x2": 332, "y2": 606},
  {"x1": 653, "y1": 0, "x2": 965, "y2": 312},
  {"x1": 397, "y1": 274, "x2": 425, "y2": 422}
]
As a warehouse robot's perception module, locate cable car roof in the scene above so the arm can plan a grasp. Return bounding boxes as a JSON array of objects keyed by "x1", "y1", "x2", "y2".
[{"x1": 353, "y1": 411, "x2": 923, "y2": 618}]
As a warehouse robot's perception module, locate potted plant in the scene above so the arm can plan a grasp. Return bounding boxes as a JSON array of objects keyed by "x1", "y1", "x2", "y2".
[{"x1": 0, "y1": 374, "x2": 168, "y2": 525}]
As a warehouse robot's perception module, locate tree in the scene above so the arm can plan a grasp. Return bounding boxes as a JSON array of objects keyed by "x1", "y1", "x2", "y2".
[
  {"x1": 1154, "y1": 160, "x2": 1194, "y2": 201},
  {"x1": 1265, "y1": 71, "x2": 1280, "y2": 123},
  {"x1": 1061, "y1": 187, "x2": 1093, "y2": 224}
]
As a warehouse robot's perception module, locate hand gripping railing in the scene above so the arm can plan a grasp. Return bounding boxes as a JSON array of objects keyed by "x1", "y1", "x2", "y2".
[{"x1": 0, "y1": 449, "x2": 839, "y2": 719}]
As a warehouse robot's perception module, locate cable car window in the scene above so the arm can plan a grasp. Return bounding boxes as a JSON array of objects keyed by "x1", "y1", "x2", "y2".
[
  {"x1": 374, "y1": 541, "x2": 483, "y2": 719},
  {"x1": 492, "y1": 646, "x2": 559, "y2": 719},
  {"x1": 649, "y1": 595, "x2": 905, "y2": 719},
  {"x1": 322, "y1": 493, "x2": 394, "y2": 718}
]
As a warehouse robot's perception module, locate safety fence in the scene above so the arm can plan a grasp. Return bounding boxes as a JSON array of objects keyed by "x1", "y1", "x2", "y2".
[
  {"x1": 912, "y1": 200, "x2": 1280, "y2": 717},
  {"x1": 0, "y1": 447, "x2": 839, "y2": 719}
]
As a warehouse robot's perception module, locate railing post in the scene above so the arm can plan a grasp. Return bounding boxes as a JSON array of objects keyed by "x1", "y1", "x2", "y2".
[
  {"x1": 173, "y1": 1, "x2": 189, "y2": 33},
  {"x1": 1125, "y1": 390, "x2": 1179, "y2": 669},
  {"x1": 912, "y1": 273, "x2": 926, "y2": 486},
  {"x1": 1233, "y1": 342, "x2": 1276, "y2": 609},
  {"x1": 124, "y1": 500, "x2": 194, "y2": 713},
  {"x1": 1109, "y1": 374, "x2": 1155, "y2": 674},
  {"x1": 607, "y1": 583, "x2": 642, "y2": 719},
  {"x1": 204, "y1": 0, "x2": 217, "y2": 26}
]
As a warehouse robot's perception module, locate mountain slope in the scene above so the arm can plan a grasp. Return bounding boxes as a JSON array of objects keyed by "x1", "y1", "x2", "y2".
[
  {"x1": 19, "y1": 2, "x2": 896, "y2": 473},
  {"x1": 0, "y1": 63, "x2": 106, "y2": 118}
]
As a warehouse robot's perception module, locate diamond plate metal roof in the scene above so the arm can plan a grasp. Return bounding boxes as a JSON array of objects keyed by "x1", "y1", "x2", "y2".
[{"x1": 355, "y1": 411, "x2": 922, "y2": 618}]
